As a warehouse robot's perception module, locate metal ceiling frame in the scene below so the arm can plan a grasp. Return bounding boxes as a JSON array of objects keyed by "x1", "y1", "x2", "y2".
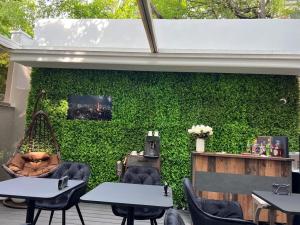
[
  {"x1": 137, "y1": 0, "x2": 158, "y2": 53},
  {"x1": 1, "y1": 17, "x2": 300, "y2": 75}
]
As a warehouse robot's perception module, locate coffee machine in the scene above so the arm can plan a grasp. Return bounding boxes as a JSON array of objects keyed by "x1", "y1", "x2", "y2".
[{"x1": 144, "y1": 131, "x2": 160, "y2": 158}]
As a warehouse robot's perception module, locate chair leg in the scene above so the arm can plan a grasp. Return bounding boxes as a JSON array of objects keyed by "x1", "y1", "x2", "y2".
[
  {"x1": 153, "y1": 219, "x2": 158, "y2": 225},
  {"x1": 121, "y1": 217, "x2": 127, "y2": 225},
  {"x1": 150, "y1": 219, "x2": 154, "y2": 225},
  {"x1": 62, "y1": 210, "x2": 66, "y2": 225},
  {"x1": 76, "y1": 204, "x2": 85, "y2": 225},
  {"x1": 33, "y1": 209, "x2": 42, "y2": 225},
  {"x1": 49, "y1": 211, "x2": 54, "y2": 225}
]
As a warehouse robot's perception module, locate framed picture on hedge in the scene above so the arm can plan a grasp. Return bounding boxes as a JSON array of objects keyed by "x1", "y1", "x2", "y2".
[{"x1": 67, "y1": 95, "x2": 112, "y2": 121}]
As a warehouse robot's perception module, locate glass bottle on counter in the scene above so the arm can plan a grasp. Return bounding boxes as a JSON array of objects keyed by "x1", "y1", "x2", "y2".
[
  {"x1": 272, "y1": 140, "x2": 282, "y2": 157},
  {"x1": 266, "y1": 143, "x2": 271, "y2": 156},
  {"x1": 246, "y1": 140, "x2": 252, "y2": 153}
]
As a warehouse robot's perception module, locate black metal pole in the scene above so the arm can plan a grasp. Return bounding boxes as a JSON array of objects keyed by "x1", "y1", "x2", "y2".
[
  {"x1": 26, "y1": 199, "x2": 35, "y2": 224},
  {"x1": 126, "y1": 207, "x2": 135, "y2": 225}
]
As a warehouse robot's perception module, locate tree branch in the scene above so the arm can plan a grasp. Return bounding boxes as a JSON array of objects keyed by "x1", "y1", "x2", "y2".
[{"x1": 225, "y1": 0, "x2": 259, "y2": 18}]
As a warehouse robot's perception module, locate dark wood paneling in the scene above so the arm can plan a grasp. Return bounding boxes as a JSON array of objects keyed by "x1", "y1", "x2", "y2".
[
  {"x1": 192, "y1": 152, "x2": 292, "y2": 223},
  {"x1": 194, "y1": 172, "x2": 290, "y2": 194}
]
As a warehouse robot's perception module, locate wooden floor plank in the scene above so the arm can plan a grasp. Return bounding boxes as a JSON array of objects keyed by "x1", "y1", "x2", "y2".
[{"x1": 0, "y1": 201, "x2": 191, "y2": 225}]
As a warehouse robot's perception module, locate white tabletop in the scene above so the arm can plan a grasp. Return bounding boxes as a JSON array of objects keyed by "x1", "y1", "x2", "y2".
[{"x1": 0, "y1": 177, "x2": 84, "y2": 200}]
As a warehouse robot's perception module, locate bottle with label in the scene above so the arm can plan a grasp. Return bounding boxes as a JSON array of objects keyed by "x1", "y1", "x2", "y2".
[
  {"x1": 266, "y1": 143, "x2": 271, "y2": 156},
  {"x1": 246, "y1": 140, "x2": 252, "y2": 153},
  {"x1": 259, "y1": 143, "x2": 266, "y2": 155},
  {"x1": 273, "y1": 140, "x2": 282, "y2": 157}
]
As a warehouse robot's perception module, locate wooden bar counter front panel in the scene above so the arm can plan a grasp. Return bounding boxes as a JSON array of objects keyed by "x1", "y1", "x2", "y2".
[{"x1": 192, "y1": 152, "x2": 293, "y2": 223}]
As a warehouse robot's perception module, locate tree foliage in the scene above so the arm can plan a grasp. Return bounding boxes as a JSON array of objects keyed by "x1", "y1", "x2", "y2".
[
  {"x1": 0, "y1": 53, "x2": 8, "y2": 97},
  {"x1": 187, "y1": 0, "x2": 296, "y2": 19},
  {"x1": 0, "y1": 0, "x2": 34, "y2": 37},
  {"x1": 1, "y1": 0, "x2": 299, "y2": 38},
  {"x1": 151, "y1": 0, "x2": 187, "y2": 18}
]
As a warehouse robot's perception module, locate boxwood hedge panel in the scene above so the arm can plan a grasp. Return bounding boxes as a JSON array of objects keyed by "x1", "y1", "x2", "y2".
[{"x1": 27, "y1": 68, "x2": 299, "y2": 207}]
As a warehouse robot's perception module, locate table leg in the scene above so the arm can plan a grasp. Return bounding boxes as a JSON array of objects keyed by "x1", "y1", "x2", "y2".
[
  {"x1": 268, "y1": 208, "x2": 275, "y2": 225},
  {"x1": 126, "y1": 207, "x2": 135, "y2": 225},
  {"x1": 253, "y1": 205, "x2": 262, "y2": 225},
  {"x1": 287, "y1": 214, "x2": 294, "y2": 225},
  {"x1": 26, "y1": 199, "x2": 35, "y2": 225}
]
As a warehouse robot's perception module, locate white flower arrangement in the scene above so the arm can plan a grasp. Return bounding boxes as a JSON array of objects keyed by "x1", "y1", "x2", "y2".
[{"x1": 188, "y1": 125, "x2": 213, "y2": 139}]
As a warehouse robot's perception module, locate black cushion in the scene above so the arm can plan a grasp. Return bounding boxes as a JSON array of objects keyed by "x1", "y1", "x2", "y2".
[
  {"x1": 183, "y1": 178, "x2": 255, "y2": 225},
  {"x1": 112, "y1": 206, "x2": 164, "y2": 220},
  {"x1": 35, "y1": 162, "x2": 90, "y2": 210},
  {"x1": 35, "y1": 194, "x2": 70, "y2": 210},
  {"x1": 50, "y1": 162, "x2": 90, "y2": 182},
  {"x1": 164, "y1": 209, "x2": 185, "y2": 225},
  {"x1": 112, "y1": 166, "x2": 164, "y2": 220},
  {"x1": 122, "y1": 166, "x2": 161, "y2": 185},
  {"x1": 293, "y1": 215, "x2": 300, "y2": 225},
  {"x1": 198, "y1": 198, "x2": 243, "y2": 219}
]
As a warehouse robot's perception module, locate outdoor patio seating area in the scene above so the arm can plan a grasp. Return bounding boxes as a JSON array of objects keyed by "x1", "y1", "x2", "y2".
[
  {"x1": 0, "y1": 1, "x2": 300, "y2": 225},
  {"x1": 0, "y1": 202, "x2": 191, "y2": 225}
]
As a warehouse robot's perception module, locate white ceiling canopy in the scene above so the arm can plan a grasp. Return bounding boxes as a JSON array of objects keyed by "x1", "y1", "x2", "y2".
[{"x1": 2, "y1": 18, "x2": 300, "y2": 75}]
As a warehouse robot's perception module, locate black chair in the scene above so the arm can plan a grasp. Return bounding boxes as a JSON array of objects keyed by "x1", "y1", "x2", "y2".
[
  {"x1": 112, "y1": 166, "x2": 165, "y2": 225},
  {"x1": 293, "y1": 216, "x2": 299, "y2": 225},
  {"x1": 33, "y1": 162, "x2": 90, "y2": 225},
  {"x1": 164, "y1": 209, "x2": 185, "y2": 225},
  {"x1": 183, "y1": 178, "x2": 256, "y2": 225}
]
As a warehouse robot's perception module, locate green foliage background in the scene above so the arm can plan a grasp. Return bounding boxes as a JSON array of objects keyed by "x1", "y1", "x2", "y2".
[
  {"x1": 0, "y1": 67, "x2": 7, "y2": 95},
  {"x1": 0, "y1": 53, "x2": 8, "y2": 99},
  {"x1": 27, "y1": 68, "x2": 299, "y2": 207}
]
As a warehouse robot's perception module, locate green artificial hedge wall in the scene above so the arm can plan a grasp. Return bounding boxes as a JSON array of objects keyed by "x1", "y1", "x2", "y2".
[
  {"x1": 0, "y1": 67, "x2": 7, "y2": 97},
  {"x1": 27, "y1": 68, "x2": 299, "y2": 207}
]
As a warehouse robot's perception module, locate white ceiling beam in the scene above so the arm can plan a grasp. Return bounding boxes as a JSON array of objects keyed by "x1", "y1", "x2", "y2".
[
  {"x1": 9, "y1": 49, "x2": 300, "y2": 75},
  {"x1": 137, "y1": 0, "x2": 158, "y2": 53},
  {"x1": 0, "y1": 34, "x2": 21, "y2": 50}
]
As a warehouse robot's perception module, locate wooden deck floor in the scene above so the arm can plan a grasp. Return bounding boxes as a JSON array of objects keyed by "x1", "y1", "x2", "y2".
[{"x1": 0, "y1": 201, "x2": 191, "y2": 225}]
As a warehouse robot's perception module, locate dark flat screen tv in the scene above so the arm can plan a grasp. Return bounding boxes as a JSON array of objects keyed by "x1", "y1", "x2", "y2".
[{"x1": 67, "y1": 95, "x2": 112, "y2": 121}]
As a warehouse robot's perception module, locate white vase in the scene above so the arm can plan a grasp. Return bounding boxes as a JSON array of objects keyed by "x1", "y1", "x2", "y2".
[{"x1": 196, "y1": 138, "x2": 205, "y2": 152}]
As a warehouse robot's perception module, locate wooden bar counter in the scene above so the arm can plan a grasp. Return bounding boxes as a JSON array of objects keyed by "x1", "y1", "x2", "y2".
[{"x1": 192, "y1": 152, "x2": 293, "y2": 223}]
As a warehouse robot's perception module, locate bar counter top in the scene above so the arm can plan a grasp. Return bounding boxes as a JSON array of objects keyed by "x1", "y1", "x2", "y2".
[{"x1": 192, "y1": 152, "x2": 293, "y2": 161}]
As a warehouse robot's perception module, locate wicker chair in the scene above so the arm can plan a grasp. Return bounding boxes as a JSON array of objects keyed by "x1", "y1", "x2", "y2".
[
  {"x1": 3, "y1": 110, "x2": 61, "y2": 178},
  {"x1": 3, "y1": 91, "x2": 61, "y2": 178}
]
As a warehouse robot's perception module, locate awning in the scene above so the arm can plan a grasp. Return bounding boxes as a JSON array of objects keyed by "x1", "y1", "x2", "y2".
[{"x1": 3, "y1": 19, "x2": 300, "y2": 75}]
